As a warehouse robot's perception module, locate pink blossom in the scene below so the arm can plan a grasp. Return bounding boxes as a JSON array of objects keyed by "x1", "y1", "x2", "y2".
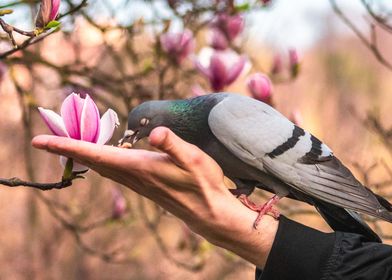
[
  {"x1": 35, "y1": 0, "x2": 61, "y2": 28},
  {"x1": 212, "y1": 13, "x2": 245, "y2": 41},
  {"x1": 38, "y1": 93, "x2": 119, "y2": 171},
  {"x1": 246, "y1": 73, "x2": 273, "y2": 105},
  {"x1": 195, "y1": 48, "x2": 249, "y2": 91},
  {"x1": 209, "y1": 29, "x2": 229, "y2": 50},
  {"x1": 111, "y1": 188, "x2": 127, "y2": 219},
  {"x1": 289, "y1": 48, "x2": 300, "y2": 78},
  {"x1": 160, "y1": 29, "x2": 195, "y2": 64}
]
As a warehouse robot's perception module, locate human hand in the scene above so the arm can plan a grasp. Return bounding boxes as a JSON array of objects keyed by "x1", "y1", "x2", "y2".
[{"x1": 32, "y1": 127, "x2": 278, "y2": 268}]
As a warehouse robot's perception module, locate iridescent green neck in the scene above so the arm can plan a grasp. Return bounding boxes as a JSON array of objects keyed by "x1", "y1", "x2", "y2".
[{"x1": 165, "y1": 96, "x2": 218, "y2": 144}]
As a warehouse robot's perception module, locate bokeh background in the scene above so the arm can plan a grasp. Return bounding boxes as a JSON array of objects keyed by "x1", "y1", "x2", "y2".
[{"x1": 1, "y1": 0, "x2": 392, "y2": 279}]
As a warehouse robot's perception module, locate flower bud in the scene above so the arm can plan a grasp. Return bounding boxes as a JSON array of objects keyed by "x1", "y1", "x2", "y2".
[
  {"x1": 289, "y1": 48, "x2": 300, "y2": 78},
  {"x1": 209, "y1": 29, "x2": 229, "y2": 50},
  {"x1": 212, "y1": 13, "x2": 244, "y2": 41},
  {"x1": 246, "y1": 73, "x2": 273, "y2": 105},
  {"x1": 160, "y1": 29, "x2": 195, "y2": 64},
  {"x1": 35, "y1": 0, "x2": 60, "y2": 28},
  {"x1": 111, "y1": 188, "x2": 127, "y2": 219},
  {"x1": 195, "y1": 47, "x2": 249, "y2": 91}
]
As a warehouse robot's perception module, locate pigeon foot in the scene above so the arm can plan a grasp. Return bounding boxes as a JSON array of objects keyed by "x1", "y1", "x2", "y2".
[{"x1": 238, "y1": 195, "x2": 280, "y2": 229}]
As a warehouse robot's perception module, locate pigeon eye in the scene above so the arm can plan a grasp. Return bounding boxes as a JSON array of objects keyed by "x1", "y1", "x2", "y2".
[{"x1": 140, "y1": 118, "x2": 149, "y2": 126}]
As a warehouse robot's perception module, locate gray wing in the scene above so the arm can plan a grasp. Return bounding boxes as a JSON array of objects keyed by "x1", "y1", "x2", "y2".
[{"x1": 209, "y1": 94, "x2": 389, "y2": 220}]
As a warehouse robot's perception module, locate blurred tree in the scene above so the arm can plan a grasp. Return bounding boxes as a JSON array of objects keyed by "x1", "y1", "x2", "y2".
[{"x1": 0, "y1": 0, "x2": 391, "y2": 279}]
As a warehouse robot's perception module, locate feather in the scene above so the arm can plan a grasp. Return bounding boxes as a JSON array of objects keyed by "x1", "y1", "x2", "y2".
[{"x1": 208, "y1": 94, "x2": 392, "y2": 223}]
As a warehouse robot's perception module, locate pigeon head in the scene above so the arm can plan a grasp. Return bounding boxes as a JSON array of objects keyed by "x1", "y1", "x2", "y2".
[
  {"x1": 119, "y1": 94, "x2": 225, "y2": 147},
  {"x1": 120, "y1": 100, "x2": 172, "y2": 146}
]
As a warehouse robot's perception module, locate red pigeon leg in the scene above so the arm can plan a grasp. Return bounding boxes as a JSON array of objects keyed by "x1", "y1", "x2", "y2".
[{"x1": 238, "y1": 195, "x2": 281, "y2": 229}]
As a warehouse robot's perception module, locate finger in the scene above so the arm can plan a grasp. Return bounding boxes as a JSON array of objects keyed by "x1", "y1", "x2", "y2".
[
  {"x1": 32, "y1": 135, "x2": 187, "y2": 182},
  {"x1": 148, "y1": 127, "x2": 207, "y2": 171},
  {"x1": 33, "y1": 135, "x2": 104, "y2": 159},
  {"x1": 32, "y1": 135, "x2": 145, "y2": 169}
]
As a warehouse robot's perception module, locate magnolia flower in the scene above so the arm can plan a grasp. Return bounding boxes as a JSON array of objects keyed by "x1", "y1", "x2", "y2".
[
  {"x1": 246, "y1": 73, "x2": 273, "y2": 105},
  {"x1": 38, "y1": 93, "x2": 119, "y2": 171},
  {"x1": 209, "y1": 29, "x2": 229, "y2": 50},
  {"x1": 111, "y1": 188, "x2": 127, "y2": 219},
  {"x1": 195, "y1": 47, "x2": 250, "y2": 91},
  {"x1": 211, "y1": 13, "x2": 244, "y2": 41},
  {"x1": 289, "y1": 48, "x2": 300, "y2": 78},
  {"x1": 160, "y1": 29, "x2": 195, "y2": 64},
  {"x1": 35, "y1": 0, "x2": 60, "y2": 28}
]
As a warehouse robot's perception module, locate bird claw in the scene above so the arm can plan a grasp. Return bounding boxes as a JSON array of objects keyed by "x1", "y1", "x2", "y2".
[
  {"x1": 238, "y1": 194, "x2": 280, "y2": 229},
  {"x1": 118, "y1": 142, "x2": 133, "y2": 149}
]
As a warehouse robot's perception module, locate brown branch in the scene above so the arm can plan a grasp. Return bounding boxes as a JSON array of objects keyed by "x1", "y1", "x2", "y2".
[
  {"x1": 0, "y1": 177, "x2": 73, "y2": 190},
  {"x1": 360, "y1": 0, "x2": 392, "y2": 33},
  {"x1": 329, "y1": 0, "x2": 392, "y2": 71},
  {"x1": 0, "y1": 0, "x2": 88, "y2": 59},
  {"x1": 0, "y1": 28, "x2": 52, "y2": 59}
]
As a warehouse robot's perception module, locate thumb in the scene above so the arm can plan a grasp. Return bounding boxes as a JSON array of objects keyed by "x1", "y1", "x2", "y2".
[{"x1": 148, "y1": 127, "x2": 201, "y2": 169}]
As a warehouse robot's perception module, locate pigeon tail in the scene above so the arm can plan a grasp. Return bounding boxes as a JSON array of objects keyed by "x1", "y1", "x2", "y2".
[
  {"x1": 376, "y1": 193, "x2": 392, "y2": 212},
  {"x1": 315, "y1": 199, "x2": 382, "y2": 243},
  {"x1": 365, "y1": 188, "x2": 392, "y2": 223}
]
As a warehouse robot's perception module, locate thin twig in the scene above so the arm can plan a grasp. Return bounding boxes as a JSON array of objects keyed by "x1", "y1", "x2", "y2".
[
  {"x1": 329, "y1": 0, "x2": 392, "y2": 71},
  {"x1": 360, "y1": 0, "x2": 392, "y2": 33},
  {"x1": 0, "y1": 177, "x2": 73, "y2": 190}
]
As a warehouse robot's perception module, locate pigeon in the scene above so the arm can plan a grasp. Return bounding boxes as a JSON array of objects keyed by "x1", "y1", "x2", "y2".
[{"x1": 120, "y1": 93, "x2": 392, "y2": 242}]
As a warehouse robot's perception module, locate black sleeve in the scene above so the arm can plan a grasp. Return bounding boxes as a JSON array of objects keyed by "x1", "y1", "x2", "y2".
[{"x1": 255, "y1": 216, "x2": 392, "y2": 280}]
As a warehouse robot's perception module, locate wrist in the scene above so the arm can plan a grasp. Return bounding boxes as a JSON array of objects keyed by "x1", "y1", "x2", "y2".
[{"x1": 201, "y1": 191, "x2": 279, "y2": 268}]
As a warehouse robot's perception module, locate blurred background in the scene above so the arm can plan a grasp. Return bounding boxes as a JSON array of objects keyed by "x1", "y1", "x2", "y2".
[{"x1": 1, "y1": 0, "x2": 392, "y2": 279}]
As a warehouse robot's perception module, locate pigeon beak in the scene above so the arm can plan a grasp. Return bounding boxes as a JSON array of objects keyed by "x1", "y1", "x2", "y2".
[{"x1": 118, "y1": 129, "x2": 139, "y2": 147}]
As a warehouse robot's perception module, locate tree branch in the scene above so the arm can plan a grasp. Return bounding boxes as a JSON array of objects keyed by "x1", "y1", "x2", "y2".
[
  {"x1": 0, "y1": 177, "x2": 73, "y2": 190},
  {"x1": 329, "y1": 0, "x2": 392, "y2": 71}
]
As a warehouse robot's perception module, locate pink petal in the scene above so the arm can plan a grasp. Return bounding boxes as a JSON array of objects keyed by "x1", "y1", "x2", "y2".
[
  {"x1": 226, "y1": 14, "x2": 244, "y2": 40},
  {"x1": 38, "y1": 107, "x2": 68, "y2": 137},
  {"x1": 96, "y1": 109, "x2": 119, "y2": 145},
  {"x1": 246, "y1": 73, "x2": 272, "y2": 103},
  {"x1": 178, "y1": 30, "x2": 195, "y2": 62},
  {"x1": 210, "y1": 53, "x2": 228, "y2": 91},
  {"x1": 160, "y1": 33, "x2": 175, "y2": 53},
  {"x1": 35, "y1": 0, "x2": 51, "y2": 28},
  {"x1": 61, "y1": 93, "x2": 84, "y2": 140},
  {"x1": 80, "y1": 94, "x2": 100, "y2": 142},
  {"x1": 195, "y1": 60, "x2": 212, "y2": 78},
  {"x1": 226, "y1": 56, "x2": 247, "y2": 85},
  {"x1": 60, "y1": 156, "x2": 89, "y2": 172},
  {"x1": 210, "y1": 29, "x2": 229, "y2": 50},
  {"x1": 289, "y1": 48, "x2": 299, "y2": 66},
  {"x1": 49, "y1": 0, "x2": 60, "y2": 21}
]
